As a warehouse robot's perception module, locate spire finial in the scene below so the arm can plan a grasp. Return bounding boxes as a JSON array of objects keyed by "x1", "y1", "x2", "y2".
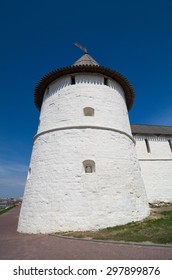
[{"x1": 74, "y1": 42, "x2": 88, "y2": 54}]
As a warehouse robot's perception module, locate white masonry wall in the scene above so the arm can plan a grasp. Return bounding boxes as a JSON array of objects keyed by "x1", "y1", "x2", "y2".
[
  {"x1": 18, "y1": 73, "x2": 149, "y2": 234},
  {"x1": 134, "y1": 135, "x2": 172, "y2": 203},
  {"x1": 37, "y1": 74, "x2": 132, "y2": 135}
]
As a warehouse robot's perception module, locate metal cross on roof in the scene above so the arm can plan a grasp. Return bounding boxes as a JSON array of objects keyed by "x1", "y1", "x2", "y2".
[{"x1": 74, "y1": 42, "x2": 88, "y2": 54}]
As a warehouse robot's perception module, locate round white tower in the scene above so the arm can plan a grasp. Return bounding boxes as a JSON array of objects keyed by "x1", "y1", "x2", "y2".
[{"x1": 18, "y1": 52, "x2": 150, "y2": 233}]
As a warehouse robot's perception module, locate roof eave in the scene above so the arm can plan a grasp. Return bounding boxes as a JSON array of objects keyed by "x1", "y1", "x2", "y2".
[{"x1": 34, "y1": 65, "x2": 135, "y2": 111}]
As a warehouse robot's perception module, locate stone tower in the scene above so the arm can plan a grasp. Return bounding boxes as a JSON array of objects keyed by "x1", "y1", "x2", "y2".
[{"x1": 18, "y1": 51, "x2": 150, "y2": 233}]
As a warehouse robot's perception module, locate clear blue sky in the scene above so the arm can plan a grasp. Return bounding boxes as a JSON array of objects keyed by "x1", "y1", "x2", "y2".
[{"x1": 0, "y1": 0, "x2": 172, "y2": 198}]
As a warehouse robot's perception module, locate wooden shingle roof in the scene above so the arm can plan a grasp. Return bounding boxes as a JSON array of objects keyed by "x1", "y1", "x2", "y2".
[{"x1": 73, "y1": 53, "x2": 99, "y2": 66}]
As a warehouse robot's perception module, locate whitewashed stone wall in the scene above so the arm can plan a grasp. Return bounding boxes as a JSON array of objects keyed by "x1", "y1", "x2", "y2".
[
  {"x1": 18, "y1": 74, "x2": 149, "y2": 234},
  {"x1": 38, "y1": 74, "x2": 132, "y2": 136},
  {"x1": 134, "y1": 135, "x2": 172, "y2": 203}
]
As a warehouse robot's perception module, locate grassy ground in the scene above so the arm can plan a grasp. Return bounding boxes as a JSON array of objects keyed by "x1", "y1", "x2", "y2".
[
  {"x1": 56, "y1": 204, "x2": 172, "y2": 244},
  {"x1": 0, "y1": 206, "x2": 15, "y2": 216}
]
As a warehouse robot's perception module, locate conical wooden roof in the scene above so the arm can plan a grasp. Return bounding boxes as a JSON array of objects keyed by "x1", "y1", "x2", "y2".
[{"x1": 73, "y1": 53, "x2": 99, "y2": 66}]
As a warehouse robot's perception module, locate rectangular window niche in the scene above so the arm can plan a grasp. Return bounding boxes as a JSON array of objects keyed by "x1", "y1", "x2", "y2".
[{"x1": 145, "y1": 139, "x2": 151, "y2": 153}]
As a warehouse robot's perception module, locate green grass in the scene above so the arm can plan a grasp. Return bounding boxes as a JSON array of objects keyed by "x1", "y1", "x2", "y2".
[
  {"x1": 58, "y1": 210, "x2": 172, "y2": 244},
  {"x1": 0, "y1": 206, "x2": 15, "y2": 216}
]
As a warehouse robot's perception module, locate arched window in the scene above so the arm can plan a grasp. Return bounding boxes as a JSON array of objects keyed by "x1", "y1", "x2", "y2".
[
  {"x1": 83, "y1": 107, "x2": 94, "y2": 116},
  {"x1": 83, "y1": 160, "x2": 95, "y2": 173}
]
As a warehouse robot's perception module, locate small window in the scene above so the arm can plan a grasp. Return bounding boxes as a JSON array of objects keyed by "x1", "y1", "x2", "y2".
[
  {"x1": 27, "y1": 167, "x2": 31, "y2": 180},
  {"x1": 71, "y1": 76, "x2": 75, "y2": 85},
  {"x1": 104, "y1": 77, "x2": 108, "y2": 86},
  {"x1": 46, "y1": 87, "x2": 49, "y2": 95},
  {"x1": 83, "y1": 107, "x2": 94, "y2": 116},
  {"x1": 83, "y1": 160, "x2": 95, "y2": 173},
  {"x1": 145, "y1": 139, "x2": 151, "y2": 153},
  {"x1": 168, "y1": 140, "x2": 172, "y2": 152}
]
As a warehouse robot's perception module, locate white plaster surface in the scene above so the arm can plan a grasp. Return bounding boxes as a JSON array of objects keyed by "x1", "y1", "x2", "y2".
[
  {"x1": 134, "y1": 136, "x2": 172, "y2": 203},
  {"x1": 18, "y1": 74, "x2": 149, "y2": 234},
  {"x1": 38, "y1": 74, "x2": 132, "y2": 136}
]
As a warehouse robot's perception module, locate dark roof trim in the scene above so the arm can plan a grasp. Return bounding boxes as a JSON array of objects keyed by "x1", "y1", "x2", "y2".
[
  {"x1": 34, "y1": 65, "x2": 135, "y2": 111},
  {"x1": 131, "y1": 124, "x2": 172, "y2": 136}
]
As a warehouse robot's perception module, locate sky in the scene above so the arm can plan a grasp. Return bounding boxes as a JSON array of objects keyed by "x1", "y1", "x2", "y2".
[{"x1": 0, "y1": 0, "x2": 172, "y2": 198}]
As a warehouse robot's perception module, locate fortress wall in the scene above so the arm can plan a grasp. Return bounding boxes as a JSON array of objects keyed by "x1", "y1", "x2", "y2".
[
  {"x1": 18, "y1": 74, "x2": 149, "y2": 234},
  {"x1": 18, "y1": 129, "x2": 149, "y2": 233},
  {"x1": 134, "y1": 135, "x2": 172, "y2": 203},
  {"x1": 38, "y1": 74, "x2": 132, "y2": 136}
]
